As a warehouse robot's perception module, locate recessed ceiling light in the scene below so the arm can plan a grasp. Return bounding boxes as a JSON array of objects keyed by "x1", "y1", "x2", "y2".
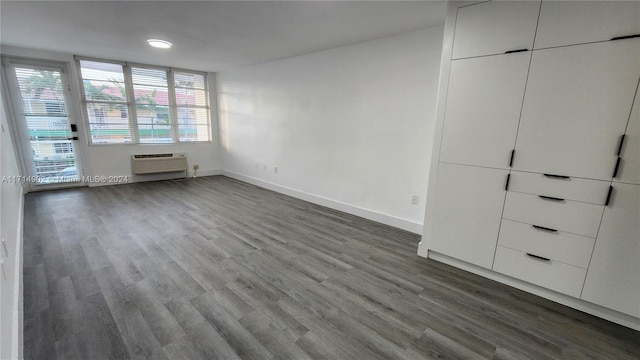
[{"x1": 147, "y1": 39, "x2": 172, "y2": 49}]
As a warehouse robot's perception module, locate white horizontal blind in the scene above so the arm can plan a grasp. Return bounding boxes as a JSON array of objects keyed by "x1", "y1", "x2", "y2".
[
  {"x1": 79, "y1": 60, "x2": 133, "y2": 144},
  {"x1": 174, "y1": 72, "x2": 210, "y2": 142},
  {"x1": 131, "y1": 67, "x2": 172, "y2": 143},
  {"x1": 13, "y1": 67, "x2": 78, "y2": 181},
  {"x1": 77, "y1": 58, "x2": 210, "y2": 144}
]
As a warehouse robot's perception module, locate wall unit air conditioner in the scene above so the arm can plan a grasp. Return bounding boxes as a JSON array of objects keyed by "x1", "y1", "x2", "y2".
[{"x1": 131, "y1": 153, "x2": 188, "y2": 175}]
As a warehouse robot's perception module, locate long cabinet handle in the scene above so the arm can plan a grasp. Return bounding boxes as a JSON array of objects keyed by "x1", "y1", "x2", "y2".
[
  {"x1": 605, "y1": 186, "x2": 613, "y2": 206},
  {"x1": 505, "y1": 49, "x2": 529, "y2": 54},
  {"x1": 543, "y1": 173, "x2": 570, "y2": 179},
  {"x1": 617, "y1": 134, "x2": 626, "y2": 156},
  {"x1": 526, "y1": 253, "x2": 551, "y2": 262},
  {"x1": 505, "y1": 174, "x2": 511, "y2": 191},
  {"x1": 612, "y1": 157, "x2": 621, "y2": 178},
  {"x1": 611, "y1": 34, "x2": 640, "y2": 41},
  {"x1": 509, "y1": 149, "x2": 516, "y2": 167},
  {"x1": 532, "y1": 225, "x2": 558, "y2": 233},
  {"x1": 538, "y1": 195, "x2": 565, "y2": 202}
]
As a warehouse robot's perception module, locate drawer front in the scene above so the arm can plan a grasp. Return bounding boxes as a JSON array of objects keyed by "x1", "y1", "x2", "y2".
[
  {"x1": 509, "y1": 171, "x2": 610, "y2": 205},
  {"x1": 498, "y1": 220, "x2": 595, "y2": 268},
  {"x1": 503, "y1": 192, "x2": 603, "y2": 237},
  {"x1": 493, "y1": 246, "x2": 587, "y2": 298}
]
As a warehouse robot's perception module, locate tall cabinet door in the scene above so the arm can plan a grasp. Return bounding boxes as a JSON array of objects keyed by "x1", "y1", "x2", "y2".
[
  {"x1": 452, "y1": 0, "x2": 540, "y2": 59},
  {"x1": 428, "y1": 163, "x2": 508, "y2": 269},
  {"x1": 581, "y1": 183, "x2": 640, "y2": 317},
  {"x1": 440, "y1": 52, "x2": 530, "y2": 169},
  {"x1": 513, "y1": 40, "x2": 640, "y2": 180},
  {"x1": 616, "y1": 81, "x2": 640, "y2": 185},
  {"x1": 535, "y1": 1, "x2": 640, "y2": 49}
]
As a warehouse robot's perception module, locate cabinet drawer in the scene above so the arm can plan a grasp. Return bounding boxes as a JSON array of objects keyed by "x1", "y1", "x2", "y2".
[
  {"x1": 509, "y1": 171, "x2": 610, "y2": 205},
  {"x1": 498, "y1": 220, "x2": 594, "y2": 269},
  {"x1": 493, "y1": 246, "x2": 587, "y2": 298},
  {"x1": 503, "y1": 192, "x2": 603, "y2": 237}
]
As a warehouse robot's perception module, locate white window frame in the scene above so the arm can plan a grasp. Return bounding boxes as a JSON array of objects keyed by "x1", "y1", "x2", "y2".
[{"x1": 76, "y1": 56, "x2": 211, "y2": 145}]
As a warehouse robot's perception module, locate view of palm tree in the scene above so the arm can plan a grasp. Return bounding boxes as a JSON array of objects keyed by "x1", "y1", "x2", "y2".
[{"x1": 15, "y1": 67, "x2": 77, "y2": 182}]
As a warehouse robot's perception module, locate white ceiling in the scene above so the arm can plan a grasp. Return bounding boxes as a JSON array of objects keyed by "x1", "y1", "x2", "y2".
[{"x1": 0, "y1": 1, "x2": 446, "y2": 72}]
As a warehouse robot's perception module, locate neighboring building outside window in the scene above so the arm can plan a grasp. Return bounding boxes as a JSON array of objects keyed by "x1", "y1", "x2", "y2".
[{"x1": 78, "y1": 58, "x2": 211, "y2": 144}]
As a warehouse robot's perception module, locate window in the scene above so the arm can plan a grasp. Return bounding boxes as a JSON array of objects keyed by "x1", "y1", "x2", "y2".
[
  {"x1": 131, "y1": 67, "x2": 172, "y2": 143},
  {"x1": 174, "y1": 72, "x2": 209, "y2": 142},
  {"x1": 78, "y1": 58, "x2": 210, "y2": 144},
  {"x1": 78, "y1": 60, "x2": 132, "y2": 144}
]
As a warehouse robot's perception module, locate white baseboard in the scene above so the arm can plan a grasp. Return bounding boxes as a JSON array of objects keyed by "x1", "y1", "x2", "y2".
[
  {"x1": 195, "y1": 169, "x2": 223, "y2": 177},
  {"x1": 222, "y1": 170, "x2": 423, "y2": 234},
  {"x1": 426, "y1": 251, "x2": 640, "y2": 331},
  {"x1": 12, "y1": 193, "x2": 24, "y2": 360}
]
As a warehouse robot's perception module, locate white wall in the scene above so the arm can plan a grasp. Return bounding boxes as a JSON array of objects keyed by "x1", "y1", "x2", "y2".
[
  {"x1": 217, "y1": 27, "x2": 444, "y2": 233},
  {"x1": 1, "y1": 46, "x2": 223, "y2": 187},
  {"x1": 0, "y1": 83, "x2": 25, "y2": 360}
]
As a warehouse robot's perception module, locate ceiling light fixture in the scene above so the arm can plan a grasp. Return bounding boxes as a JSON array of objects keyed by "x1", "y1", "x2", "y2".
[{"x1": 147, "y1": 39, "x2": 172, "y2": 49}]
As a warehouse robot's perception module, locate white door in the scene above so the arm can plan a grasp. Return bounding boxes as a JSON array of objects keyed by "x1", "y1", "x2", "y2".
[
  {"x1": 452, "y1": 0, "x2": 540, "y2": 59},
  {"x1": 534, "y1": 1, "x2": 640, "y2": 49},
  {"x1": 616, "y1": 79, "x2": 640, "y2": 185},
  {"x1": 427, "y1": 163, "x2": 508, "y2": 269},
  {"x1": 581, "y1": 183, "x2": 640, "y2": 317},
  {"x1": 513, "y1": 40, "x2": 640, "y2": 180},
  {"x1": 4, "y1": 60, "x2": 84, "y2": 190},
  {"x1": 440, "y1": 52, "x2": 530, "y2": 169}
]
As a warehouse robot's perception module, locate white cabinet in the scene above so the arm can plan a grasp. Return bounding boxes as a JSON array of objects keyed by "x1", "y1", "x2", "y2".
[
  {"x1": 535, "y1": 1, "x2": 640, "y2": 49},
  {"x1": 493, "y1": 246, "x2": 587, "y2": 298},
  {"x1": 582, "y1": 184, "x2": 640, "y2": 318},
  {"x1": 423, "y1": 1, "x2": 640, "y2": 327},
  {"x1": 452, "y1": 1, "x2": 540, "y2": 59},
  {"x1": 514, "y1": 40, "x2": 640, "y2": 180},
  {"x1": 440, "y1": 52, "x2": 530, "y2": 169},
  {"x1": 503, "y1": 192, "x2": 604, "y2": 238},
  {"x1": 498, "y1": 219, "x2": 594, "y2": 269},
  {"x1": 508, "y1": 171, "x2": 610, "y2": 205},
  {"x1": 428, "y1": 163, "x2": 508, "y2": 269},
  {"x1": 616, "y1": 82, "x2": 640, "y2": 185}
]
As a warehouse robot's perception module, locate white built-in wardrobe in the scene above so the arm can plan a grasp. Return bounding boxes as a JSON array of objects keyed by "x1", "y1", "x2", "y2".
[{"x1": 419, "y1": 0, "x2": 640, "y2": 329}]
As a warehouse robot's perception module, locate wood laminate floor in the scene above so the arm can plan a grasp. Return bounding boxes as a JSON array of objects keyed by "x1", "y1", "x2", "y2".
[{"x1": 22, "y1": 176, "x2": 640, "y2": 359}]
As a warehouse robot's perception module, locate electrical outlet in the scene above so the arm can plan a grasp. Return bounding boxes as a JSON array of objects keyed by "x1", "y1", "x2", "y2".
[
  {"x1": 193, "y1": 164, "x2": 199, "y2": 171},
  {"x1": 411, "y1": 195, "x2": 420, "y2": 205},
  {"x1": 263, "y1": 165, "x2": 267, "y2": 171},
  {"x1": 273, "y1": 166, "x2": 278, "y2": 174}
]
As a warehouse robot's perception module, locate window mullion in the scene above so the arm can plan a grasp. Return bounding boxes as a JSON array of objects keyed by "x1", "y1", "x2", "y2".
[
  {"x1": 123, "y1": 65, "x2": 140, "y2": 143},
  {"x1": 167, "y1": 70, "x2": 179, "y2": 143}
]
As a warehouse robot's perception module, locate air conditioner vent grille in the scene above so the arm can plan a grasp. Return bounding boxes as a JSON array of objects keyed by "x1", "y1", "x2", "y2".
[
  {"x1": 131, "y1": 153, "x2": 187, "y2": 175},
  {"x1": 133, "y1": 153, "x2": 174, "y2": 159}
]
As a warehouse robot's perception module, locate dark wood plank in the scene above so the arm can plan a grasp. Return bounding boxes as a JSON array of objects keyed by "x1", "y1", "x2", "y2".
[
  {"x1": 129, "y1": 279, "x2": 187, "y2": 346},
  {"x1": 75, "y1": 292, "x2": 130, "y2": 360},
  {"x1": 22, "y1": 176, "x2": 640, "y2": 360},
  {"x1": 190, "y1": 292, "x2": 275, "y2": 360}
]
